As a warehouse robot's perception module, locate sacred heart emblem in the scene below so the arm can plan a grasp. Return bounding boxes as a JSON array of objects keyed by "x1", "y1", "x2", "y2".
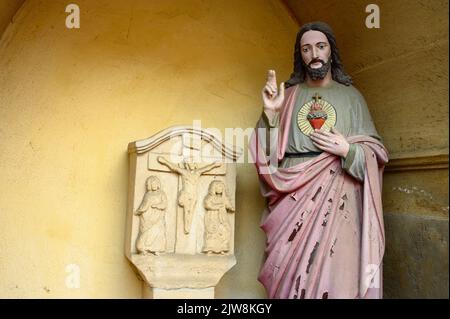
[
  {"x1": 307, "y1": 99, "x2": 328, "y2": 130},
  {"x1": 297, "y1": 93, "x2": 336, "y2": 136}
]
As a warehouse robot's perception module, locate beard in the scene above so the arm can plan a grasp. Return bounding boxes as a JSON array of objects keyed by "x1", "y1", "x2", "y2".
[{"x1": 304, "y1": 58, "x2": 331, "y2": 80}]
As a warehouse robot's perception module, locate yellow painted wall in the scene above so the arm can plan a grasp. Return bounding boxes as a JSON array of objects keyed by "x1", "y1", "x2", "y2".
[
  {"x1": 0, "y1": 0, "x2": 298, "y2": 297},
  {"x1": 0, "y1": 0, "x2": 25, "y2": 37}
]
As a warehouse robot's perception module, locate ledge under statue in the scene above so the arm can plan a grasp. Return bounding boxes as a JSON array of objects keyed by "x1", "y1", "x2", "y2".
[{"x1": 249, "y1": 21, "x2": 389, "y2": 299}]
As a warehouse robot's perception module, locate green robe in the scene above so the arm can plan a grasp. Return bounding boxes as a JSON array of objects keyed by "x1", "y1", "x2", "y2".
[{"x1": 260, "y1": 80, "x2": 381, "y2": 181}]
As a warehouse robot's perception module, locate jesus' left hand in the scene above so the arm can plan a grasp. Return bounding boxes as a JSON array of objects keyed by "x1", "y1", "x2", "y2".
[{"x1": 310, "y1": 127, "x2": 350, "y2": 158}]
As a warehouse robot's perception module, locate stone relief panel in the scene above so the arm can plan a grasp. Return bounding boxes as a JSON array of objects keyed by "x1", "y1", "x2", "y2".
[{"x1": 125, "y1": 126, "x2": 241, "y2": 295}]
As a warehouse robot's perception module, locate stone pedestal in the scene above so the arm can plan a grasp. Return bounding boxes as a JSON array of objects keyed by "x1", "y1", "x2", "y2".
[
  {"x1": 137, "y1": 253, "x2": 236, "y2": 299},
  {"x1": 125, "y1": 126, "x2": 241, "y2": 299}
]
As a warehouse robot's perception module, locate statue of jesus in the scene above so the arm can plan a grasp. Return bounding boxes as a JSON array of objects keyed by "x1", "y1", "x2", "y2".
[{"x1": 249, "y1": 21, "x2": 389, "y2": 299}]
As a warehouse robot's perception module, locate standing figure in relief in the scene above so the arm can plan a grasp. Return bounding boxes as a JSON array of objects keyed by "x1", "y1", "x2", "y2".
[
  {"x1": 202, "y1": 181, "x2": 235, "y2": 254},
  {"x1": 157, "y1": 156, "x2": 221, "y2": 234},
  {"x1": 135, "y1": 176, "x2": 167, "y2": 255}
]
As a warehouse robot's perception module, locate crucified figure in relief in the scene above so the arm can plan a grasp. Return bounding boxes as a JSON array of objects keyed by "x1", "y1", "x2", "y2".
[{"x1": 157, "y1": 156, "x2": 222, "y2": 234}]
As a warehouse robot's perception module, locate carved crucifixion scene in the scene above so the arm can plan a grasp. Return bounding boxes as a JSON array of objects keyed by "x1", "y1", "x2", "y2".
[
  {"x1": 125, "y1": 126, "x2": 241, "y2": 298},
  {"x1": 157, "y1": 156, "x2": 222, "y2": 234}
]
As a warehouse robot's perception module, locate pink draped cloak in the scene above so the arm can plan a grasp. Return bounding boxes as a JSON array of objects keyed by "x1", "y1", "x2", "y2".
[{"x1": 249, "y1": 85, "x2": 389, "y2": 299}]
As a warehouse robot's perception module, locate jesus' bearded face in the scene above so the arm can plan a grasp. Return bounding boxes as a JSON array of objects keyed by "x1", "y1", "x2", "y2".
[{"x1": 300, "y1": 30, "x2": 332, "y2": 80}]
